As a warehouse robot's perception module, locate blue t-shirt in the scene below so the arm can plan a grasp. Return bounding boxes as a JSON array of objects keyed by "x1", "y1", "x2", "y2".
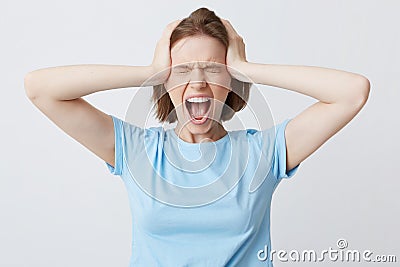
[{"x1": 105, "y1": 115, "x2": 300, "y2": 267}]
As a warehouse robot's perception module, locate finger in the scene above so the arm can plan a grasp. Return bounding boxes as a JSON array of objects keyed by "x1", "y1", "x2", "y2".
[
  {"x1": 221, "y1": 19, "x2": 235, "y2": 32},
  {"x1": 166, "y1": 19, "x2": 182, "y2": 31},
  {"x1": 221, "y1": 18, "x2": 239, "y2": 38},
  {"x1": 160, "y1": 19, "x2": 182, "y2": 41}
]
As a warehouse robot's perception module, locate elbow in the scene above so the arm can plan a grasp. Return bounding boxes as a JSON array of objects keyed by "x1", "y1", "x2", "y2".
[
  {"x1": 24, "y1": 71, "x2": 40, "y2": 101},
  {"x1": 347, "y1": 75, "x2": 371, "y2": 109},
  {"x1": 358, "y1": 75, "x2": 371, "y2": 100}
]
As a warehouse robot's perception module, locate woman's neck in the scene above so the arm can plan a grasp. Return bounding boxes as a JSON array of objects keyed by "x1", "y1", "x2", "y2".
[{"x1": 174, "y1": 121, "x2": 227, "y2": 143}]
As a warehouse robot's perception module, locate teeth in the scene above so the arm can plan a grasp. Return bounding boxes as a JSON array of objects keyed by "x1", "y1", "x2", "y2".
[{"x1": 186, "y1": 97, "x2": 210, "y2": 103}]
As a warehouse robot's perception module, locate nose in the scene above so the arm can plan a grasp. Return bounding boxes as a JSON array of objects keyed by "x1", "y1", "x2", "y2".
[{"x1": 189, "y1": 67, "x2": 207, "y2": 89}]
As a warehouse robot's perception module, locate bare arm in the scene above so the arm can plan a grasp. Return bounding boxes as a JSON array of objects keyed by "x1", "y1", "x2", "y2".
[
  {"x1": 24, "y1": 64, "x2": 154, "y2": 100},
  {"x1": 24, "y1": 64, "x2": 154, "y2": 168},
  {"x1": 222, "y1": 19, "x2": 370, "y2": 173},
  {"x1": 238, "y1": 63, "x2": 370, "y2": 171},
  {"x1": 25, "y1": 19, "x2": 182, "y2": 169}
]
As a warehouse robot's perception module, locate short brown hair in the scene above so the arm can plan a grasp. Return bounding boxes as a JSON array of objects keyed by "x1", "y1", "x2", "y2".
[{"x1": 152, "y1": 7, "x2": 251, "y2": 123}]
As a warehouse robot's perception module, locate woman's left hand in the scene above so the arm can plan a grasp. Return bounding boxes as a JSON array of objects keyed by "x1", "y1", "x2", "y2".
[{"x1": 221, "y1": 19, "x2": 249, "y2": 81}]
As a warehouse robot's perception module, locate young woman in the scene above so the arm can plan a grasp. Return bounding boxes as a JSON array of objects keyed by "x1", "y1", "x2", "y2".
[{"x1": 24, "y1": 7, "x2": 370, "y2": 267}]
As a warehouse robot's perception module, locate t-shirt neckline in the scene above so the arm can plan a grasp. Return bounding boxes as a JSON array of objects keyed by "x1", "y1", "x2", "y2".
[{"x1": 167, "y1": 128, "x2": 230, "y2": 147}]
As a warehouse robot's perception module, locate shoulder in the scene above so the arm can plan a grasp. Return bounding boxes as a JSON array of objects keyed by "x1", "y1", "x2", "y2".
[
  {"x1": 225, "y1": 128, "x2": 274, "y2": 153},
  {"x1": 110, "y1": 115, "x2": 162, "y2": 142},
  {"x1": 227, "y1": 127, "x2": 275, "y2": 140},
  {"x1": 227, "y1": 125, "x2": 284, "y2": 154}
]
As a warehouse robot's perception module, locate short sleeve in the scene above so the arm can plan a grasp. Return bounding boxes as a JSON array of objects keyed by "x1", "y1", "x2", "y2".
[
  {"x1": 105, "y1": 114, "x2": 124, "y2": 176},
  {"x1": 272, "y1": 118, "x2": 300, "y2": 180}
]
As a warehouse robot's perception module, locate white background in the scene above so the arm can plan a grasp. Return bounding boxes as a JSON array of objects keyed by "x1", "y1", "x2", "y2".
[{"x1": 1, "y1": 0, "x2": 399, "y2": 266}]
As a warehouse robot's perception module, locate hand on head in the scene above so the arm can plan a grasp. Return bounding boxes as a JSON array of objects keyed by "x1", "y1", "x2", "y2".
[
  {"x1": 149, "y1": 19, "x2": 182, "y2": 85},
  {"x1": 148, "y1": 18, "x2": 250, "y2": 86},
  {"x1": 220, "y1": 19, "x2": 249, "y2": 82}
]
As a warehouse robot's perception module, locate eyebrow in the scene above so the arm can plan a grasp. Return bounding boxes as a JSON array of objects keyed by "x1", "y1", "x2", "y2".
[
  {"x1": 173, "y1": 64, "x2": 193, "y2": 70},
  {"x1": 173, "y1": 61, "x2": 223, "y2": 69}
]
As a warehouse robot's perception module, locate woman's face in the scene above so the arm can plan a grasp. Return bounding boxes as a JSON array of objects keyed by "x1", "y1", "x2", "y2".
[{"x1": 164, "y1": 34, "x2": 231, "y2": 136}]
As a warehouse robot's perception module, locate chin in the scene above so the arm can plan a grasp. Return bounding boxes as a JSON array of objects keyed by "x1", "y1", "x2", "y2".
[
  {"x1": 185, "y1": 119, "x2": 215, "y2": 135},
  {"x1": 177, "y1": 112, "x2": 223, "y2": 136}
]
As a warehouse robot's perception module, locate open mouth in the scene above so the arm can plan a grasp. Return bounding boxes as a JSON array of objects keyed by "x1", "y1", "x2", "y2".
[{"x1": 184, "y1": 97, "x2": 212, "y2": 125}]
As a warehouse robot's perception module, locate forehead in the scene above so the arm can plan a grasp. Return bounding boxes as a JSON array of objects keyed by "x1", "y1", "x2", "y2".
[{"x1": 170, "y1": 35, "x2": 226, "y2": 64}]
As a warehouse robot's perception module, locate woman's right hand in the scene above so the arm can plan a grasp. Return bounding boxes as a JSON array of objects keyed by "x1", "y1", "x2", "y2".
[{"x1": 148, "y1": 19, "x2": 182, "y2": 86}]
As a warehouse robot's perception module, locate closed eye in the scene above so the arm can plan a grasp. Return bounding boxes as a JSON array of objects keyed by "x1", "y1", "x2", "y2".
[
  {"x1": 173, "y1": 67, "x2": 191, "y2": 74},
  {"x1": 178, "y1": 69, "x2": 191, "y2": 74},
  {"x1": 205, "y1": 67, "x2": 221, "y2": 73}
]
